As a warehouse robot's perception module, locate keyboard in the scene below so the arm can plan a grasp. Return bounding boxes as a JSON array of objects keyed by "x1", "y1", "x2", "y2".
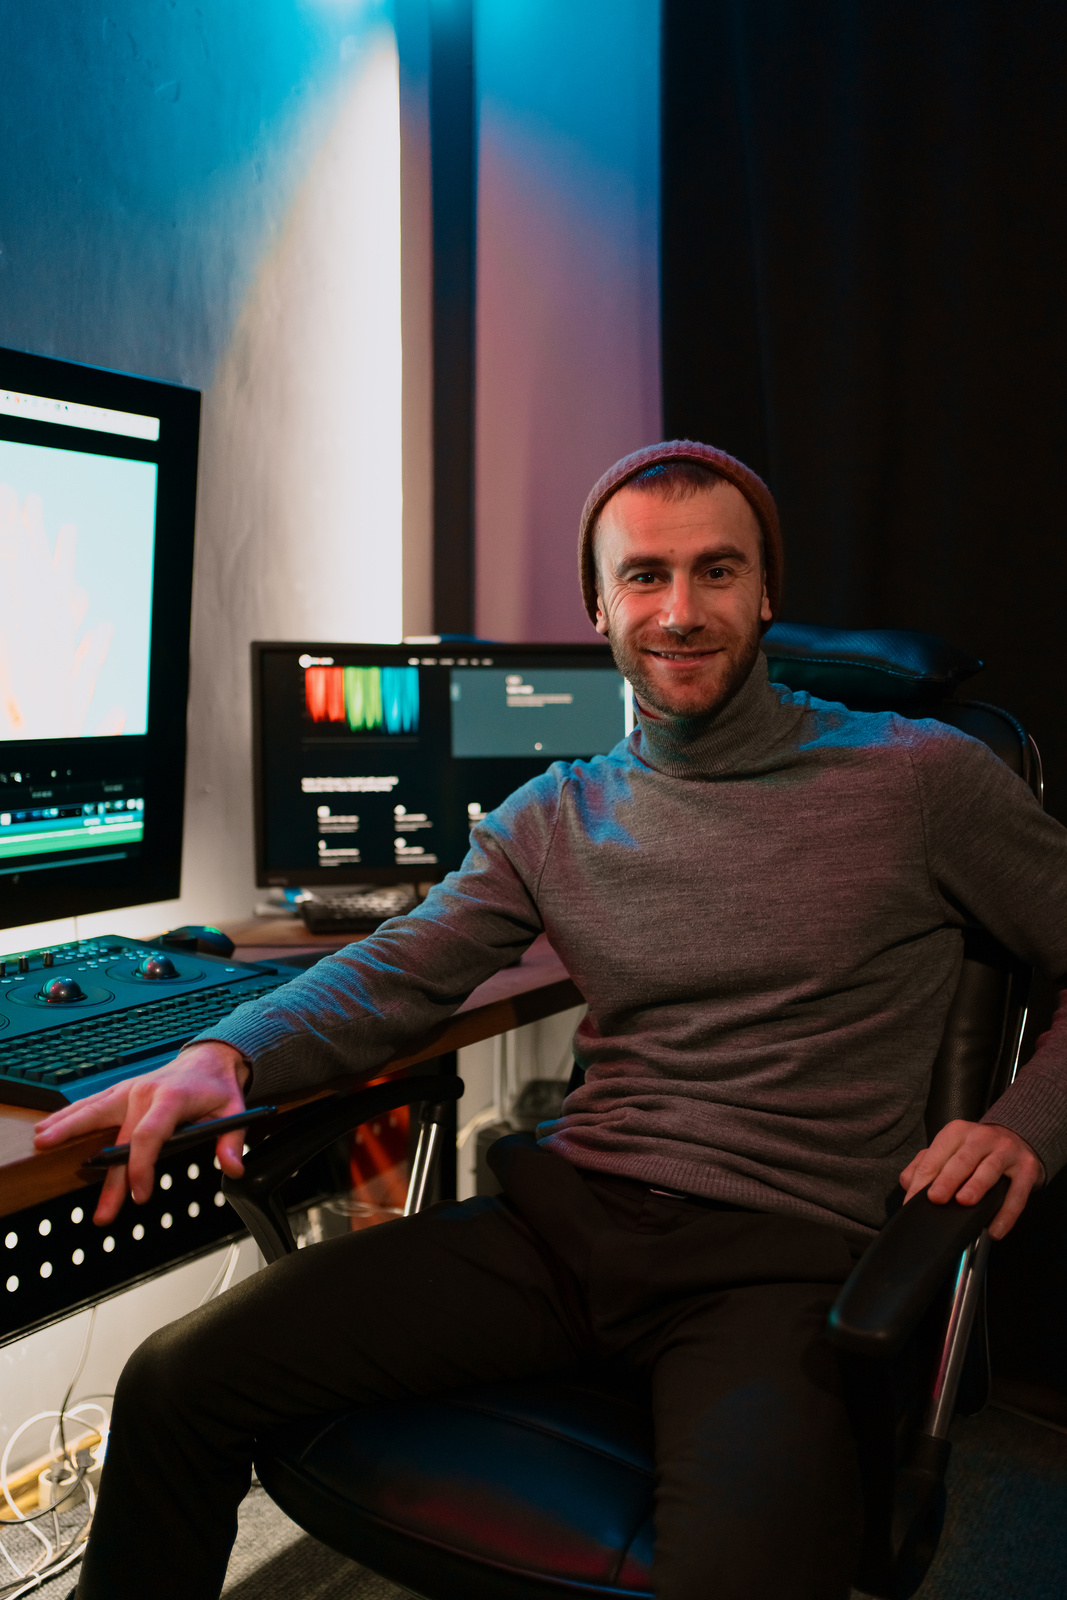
[
  {"x1": 0, "y1": 935, "x2": 298, "y2": 1111},
  {"x1": 299, "y1": 884, "x2": 421, "y2": 935}
]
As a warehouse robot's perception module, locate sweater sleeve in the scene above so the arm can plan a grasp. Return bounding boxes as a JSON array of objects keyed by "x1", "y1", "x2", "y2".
[
  {"x1": 191, "y1": 771, "x2": 565, "y2": 1102},
  {"x1": 909, "y1": 725, "x2": 1067, "y2": 1178}
]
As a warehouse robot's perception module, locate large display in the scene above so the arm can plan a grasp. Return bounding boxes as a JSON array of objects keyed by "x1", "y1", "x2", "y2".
[
  {"x1": 253, "y1": 641, "x2": 632, "y2": 885},
  {"x1": 0, "y1": 346, "x2": 199, "y2": 927}
]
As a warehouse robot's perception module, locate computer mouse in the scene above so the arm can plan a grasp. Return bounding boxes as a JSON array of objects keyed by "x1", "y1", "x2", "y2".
[{"x1": 158, "y1": 924, "x2": 236, "y2": 958}]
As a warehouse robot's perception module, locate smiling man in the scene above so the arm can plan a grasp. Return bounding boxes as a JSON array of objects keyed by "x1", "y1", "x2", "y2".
[
  {"x1": 42, "y1": 442, "x2": 1067, "y2": 1600},
  {"x1": 589, "y1": 458, "x2": 773, "y2": 720}
]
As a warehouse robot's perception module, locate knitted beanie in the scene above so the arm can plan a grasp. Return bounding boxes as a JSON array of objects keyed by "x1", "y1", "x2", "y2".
[{"x1": 578, "y1": 440, "x2": 783, "y2": 627}]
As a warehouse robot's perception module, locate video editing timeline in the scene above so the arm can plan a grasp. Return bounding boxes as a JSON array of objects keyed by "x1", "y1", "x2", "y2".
[
  {"x1": 253, "y1": 642, "x2": 632, "y2": 888},
  {"x1": 0, "y1": 934, "x2": 292, "y2": 1112},
  {"x1": 0, "y1": 786, "x2": 144, "y2": 874}
]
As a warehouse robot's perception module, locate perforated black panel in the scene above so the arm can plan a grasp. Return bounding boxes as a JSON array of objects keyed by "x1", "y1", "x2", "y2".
[{"x1": 0, "y1": 1136, "x2": 242, "y2": 1344}]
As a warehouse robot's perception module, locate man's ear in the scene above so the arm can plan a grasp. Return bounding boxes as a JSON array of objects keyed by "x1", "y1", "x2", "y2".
[
  {"x1": 595, "y1": 596, "x2": 609, "y2": 636},
  {"x1": 759, "y1": 585, "x2": 772, "y2": 625}
]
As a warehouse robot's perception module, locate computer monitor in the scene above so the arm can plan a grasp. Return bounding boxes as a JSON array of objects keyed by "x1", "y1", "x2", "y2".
[
  {"x1": 252, "y1": 641, "x2": 633, "y2": 887},
  {"x1": 0, "y1": 345, "x2": 199, "y2": 929}
]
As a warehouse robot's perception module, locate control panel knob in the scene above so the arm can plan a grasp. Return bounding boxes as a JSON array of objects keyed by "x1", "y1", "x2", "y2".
[
  {"x1": 39, "y1": 976, "x2": 85, "y2": 1004},
  {"x1": 42, "y1": 951, "x2": 54, "y2": 968},
  {"x1": 137, "y1": 954, "x2": 178, "y2": 981},
  {"x1": 17, "y1": 956, "x2": 28, "y2": 975}
]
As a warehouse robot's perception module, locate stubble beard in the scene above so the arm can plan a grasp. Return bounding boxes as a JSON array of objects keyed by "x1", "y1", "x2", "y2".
[{"x1": 605, "y1": 623, "x2": 764, "y2": 722}]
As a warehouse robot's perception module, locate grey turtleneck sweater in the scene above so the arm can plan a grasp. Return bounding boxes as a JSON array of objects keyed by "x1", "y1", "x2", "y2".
[{"x1": 201, "y1": 656, "x2": 1067, "y2": 1239}]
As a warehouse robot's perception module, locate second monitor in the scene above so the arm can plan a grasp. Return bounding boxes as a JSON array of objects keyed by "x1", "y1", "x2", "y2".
[{"x1": 253, "y1": 641, "x2": 633, "y2": 889}]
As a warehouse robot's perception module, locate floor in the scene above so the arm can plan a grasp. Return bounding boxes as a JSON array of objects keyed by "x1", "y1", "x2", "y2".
[{"x1": 24, "y1": 1401, "x2": 1067, "y2": 1599}]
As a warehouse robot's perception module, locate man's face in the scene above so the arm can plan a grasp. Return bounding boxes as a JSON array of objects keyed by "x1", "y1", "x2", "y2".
[{"x1": 594, "y1": 482, "x2": 772, "y2": 720}]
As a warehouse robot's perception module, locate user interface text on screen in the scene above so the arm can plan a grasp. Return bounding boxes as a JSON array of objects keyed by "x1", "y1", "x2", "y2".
[{"x1": 255, "y1": 643, "x2": 632, "y2": 886}]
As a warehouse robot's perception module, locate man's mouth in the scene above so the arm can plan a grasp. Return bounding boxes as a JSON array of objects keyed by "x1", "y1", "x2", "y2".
[{"x1": 644, "y1": 647, "x2": 721, "y2": 663}]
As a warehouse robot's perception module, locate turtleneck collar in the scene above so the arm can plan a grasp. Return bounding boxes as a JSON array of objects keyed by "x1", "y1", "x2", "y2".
[{"x1": 630, "y1": 650, "x2": 804, "y2": 780}]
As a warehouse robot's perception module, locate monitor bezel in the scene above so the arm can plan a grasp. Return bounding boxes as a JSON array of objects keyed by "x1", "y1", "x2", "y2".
[
  {"x1": 0, "y1": 345, "x2": 199, "y2": 930},
  {"x1": 251, "y1": 639, "x2": 620, "y2": 888}
]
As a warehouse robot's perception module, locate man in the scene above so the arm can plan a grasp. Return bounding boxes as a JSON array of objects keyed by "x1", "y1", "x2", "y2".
[{"x1": 38, "y1": 441, "x2": 1061, "y2": 1600}]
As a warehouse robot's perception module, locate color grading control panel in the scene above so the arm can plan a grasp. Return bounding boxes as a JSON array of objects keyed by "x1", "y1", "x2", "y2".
[{"x1": 0, "y1": 934, "x2": 295, "y2": 1111}]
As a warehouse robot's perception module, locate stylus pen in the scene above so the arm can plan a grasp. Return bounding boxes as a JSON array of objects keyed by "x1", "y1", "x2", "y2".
[{"x1": 82, "y1": 1105, "x2": 278, "y2": 1170}]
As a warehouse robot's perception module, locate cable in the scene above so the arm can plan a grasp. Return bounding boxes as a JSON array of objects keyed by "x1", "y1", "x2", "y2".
[
  {"x1": 197, "y1": 1241, "x2": 241, "y2": 1307},
  {"x1": 456, "y1": 1105, "x2": 504, "y2": 1150},
  {"x1": 57, "y1": 1307, "x2": 97, "y2": 1466},
  {"x1": 0, "y1": 1307, "x2": 110, "y2": 1594}
]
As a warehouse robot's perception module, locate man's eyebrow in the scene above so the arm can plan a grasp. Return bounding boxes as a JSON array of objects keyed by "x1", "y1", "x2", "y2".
[{"x1": 613, "y1": 544, "x2": 751, "y2": 573}]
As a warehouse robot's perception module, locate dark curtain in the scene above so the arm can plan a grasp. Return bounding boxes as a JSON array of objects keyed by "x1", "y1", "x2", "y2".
[{"x1": 661, "y1": 0, "x2": 1067, "y2": 819}]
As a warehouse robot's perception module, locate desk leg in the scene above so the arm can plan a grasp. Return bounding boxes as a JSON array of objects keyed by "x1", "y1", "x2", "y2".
[{"x1": 435, "y1": 1050, "x2": 459, "y2": 1202}]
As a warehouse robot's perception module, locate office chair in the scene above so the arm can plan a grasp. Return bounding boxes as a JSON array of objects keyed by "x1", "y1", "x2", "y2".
[{"x1": 223, "y1": 621, "x2": 1042, "y2": 1600}]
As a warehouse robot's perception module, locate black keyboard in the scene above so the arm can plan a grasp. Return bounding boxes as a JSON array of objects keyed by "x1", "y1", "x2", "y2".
[
  {"x1": 0, "y1": 979, "x2": 283, "y2": 1089},
  {"x1": 299, "y1": 884, "x2": 420, "y2": 935},
  {"x1": 0, "y1": 935, "x2": 298, "y2": 1110}
]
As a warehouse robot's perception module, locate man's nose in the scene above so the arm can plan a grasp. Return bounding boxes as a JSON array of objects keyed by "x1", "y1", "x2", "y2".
[{"x1": 658, "y1": 576, "x2": 705, "y2": 634}]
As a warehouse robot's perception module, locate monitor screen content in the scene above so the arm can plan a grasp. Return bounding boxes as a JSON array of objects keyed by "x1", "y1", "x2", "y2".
[
  {"x1": 0, "y1": 346, "x2": 199, "y2": 927},
  {"x1": 253, "y1": 642, "x2": 633, "y2": 886}
]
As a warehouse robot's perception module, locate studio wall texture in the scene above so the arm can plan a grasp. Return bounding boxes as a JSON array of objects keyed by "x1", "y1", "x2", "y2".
[
  {"x1": 0, "y1": 0, "x2": 406, "y2": 935},
  {"x1": 474, "y1": 0, "x2": 662, "y2": 644}
]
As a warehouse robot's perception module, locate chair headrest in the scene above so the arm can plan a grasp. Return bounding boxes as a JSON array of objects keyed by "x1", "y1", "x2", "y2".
[{"x1": 762, "y1": 622, "x2": 983, "y2": 708}]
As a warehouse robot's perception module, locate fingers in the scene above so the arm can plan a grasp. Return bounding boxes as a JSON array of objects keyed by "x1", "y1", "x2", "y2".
[
  {"x1": 899, "y1": 1120, "x2": 1044, "y2": 1240},
  {"x1": 124, "y1": 1084, "x2": 188, "y2": 1204},
  {"x1": 34, "y1": 1046, "x2": 250, "y2": 1227},
  {"x1": 94, "y1": 1163, "x2": 130, "y2": 1226},
  {"x1": 34, "y1": 1083, "x2": 129, "y2": 1147},
  {"x1": 901, "y1": 1122, "x2": 969, "y2": 1201},
  {"x1": 215, "y1": 1127, "x2": 246, "y2": 1179}
]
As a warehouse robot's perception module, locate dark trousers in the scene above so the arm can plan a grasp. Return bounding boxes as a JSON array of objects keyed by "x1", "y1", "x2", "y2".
[{"x1": 75, "y1": 1140, "x2": 863, "y2": 1600}]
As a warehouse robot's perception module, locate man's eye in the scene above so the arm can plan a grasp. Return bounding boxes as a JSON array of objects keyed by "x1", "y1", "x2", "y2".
[{"x1": 705, "y1": 566, "x2": 731, "y2": 580}]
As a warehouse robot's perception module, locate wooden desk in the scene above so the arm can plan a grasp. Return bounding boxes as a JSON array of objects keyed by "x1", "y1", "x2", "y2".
[{"x1": 0, "y1": 936, "x2": 582, "y2": 1219}]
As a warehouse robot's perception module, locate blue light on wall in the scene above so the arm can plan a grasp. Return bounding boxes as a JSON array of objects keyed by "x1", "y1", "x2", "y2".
[{"x1": 0, "y1": 1, "x2": 393, "y2": 387}]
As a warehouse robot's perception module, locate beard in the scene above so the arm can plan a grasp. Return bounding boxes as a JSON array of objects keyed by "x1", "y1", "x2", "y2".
[{"x1": 604, "y1": 621, "x2": 764, "y2": 722}]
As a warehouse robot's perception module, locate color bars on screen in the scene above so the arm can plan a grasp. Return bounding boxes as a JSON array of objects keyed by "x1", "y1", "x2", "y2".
[{"x1": 305, "y1": 665, "x2": 419, "y2": 734}]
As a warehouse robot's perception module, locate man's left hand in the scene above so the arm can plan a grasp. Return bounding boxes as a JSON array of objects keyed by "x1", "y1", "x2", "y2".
[{"x1": 900, "y1": 1119, "x2": 1045, "y2": 1240}]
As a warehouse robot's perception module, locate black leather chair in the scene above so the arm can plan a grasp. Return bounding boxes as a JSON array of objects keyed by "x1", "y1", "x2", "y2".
[{"x1": 223, "y1": 622, "x2": 1043, "y2": 1600}]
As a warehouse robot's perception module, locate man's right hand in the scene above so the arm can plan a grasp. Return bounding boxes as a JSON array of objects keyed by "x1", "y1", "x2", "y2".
[{"x1": 32, "y1": 1043, "x2": 251, "y2": 1226}]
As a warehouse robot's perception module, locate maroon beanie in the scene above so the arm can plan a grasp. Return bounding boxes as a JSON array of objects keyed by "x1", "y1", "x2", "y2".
[{"x1": 578, "y1": 440, "x2": 784, "y2": 627}]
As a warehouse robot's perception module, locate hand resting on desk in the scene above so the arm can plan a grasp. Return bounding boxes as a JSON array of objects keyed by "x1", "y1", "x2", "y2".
[{"x1": 32, "y1": 1043, "x2": 251, "y2": 1226}]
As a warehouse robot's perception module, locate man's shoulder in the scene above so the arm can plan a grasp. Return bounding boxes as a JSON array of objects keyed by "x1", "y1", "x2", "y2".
[
  {"x1": 784, "y1": 689, "x2": 985, "y2": 765},
  {"x1": 780, "y1": 690, "x2": 1025, "y2": 808}
]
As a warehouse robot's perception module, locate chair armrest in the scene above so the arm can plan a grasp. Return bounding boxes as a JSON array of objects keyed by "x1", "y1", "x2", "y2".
[
  {"x1": 222, "y1": 1074, "x2": 464, "y2": 1262},
  {"x1": 827, "y1": 1177, "x2": 1009, "y2": 1358}
]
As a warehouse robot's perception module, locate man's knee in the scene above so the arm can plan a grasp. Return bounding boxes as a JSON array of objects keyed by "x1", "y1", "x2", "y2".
[{"x1": 113, "y1": 1307, "x2": 217, "y2": 1427}]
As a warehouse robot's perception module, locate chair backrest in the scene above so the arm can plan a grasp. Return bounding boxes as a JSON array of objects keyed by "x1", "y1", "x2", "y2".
[{"x1": 763, "y1": 623, "x2": 1040, "y2": 1139}]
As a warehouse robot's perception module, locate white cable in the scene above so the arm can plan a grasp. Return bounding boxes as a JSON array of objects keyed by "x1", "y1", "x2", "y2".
[
  {"x1": 0, "y1": 1517, "x2": 91, "y2": 1598},
  {"x1": 64, "y1": 1308, "x2": 97, "y2": 1403},
  {"x1": 218, "y1": 1241, "x2": 241, "y2": 1297},
  {"x1": 197, "y1": 1241, "x2": 241, "y2": 1307},
  {"x1": 456, "y1": 1105, "x2": 503, "y2": 1150},
  {"x1": 0, "y1": 1415, "x2": 61, "y2": 1525},
  {"x1": 47, "y1": 1404, "x2": 109, "y2": 1466}
]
